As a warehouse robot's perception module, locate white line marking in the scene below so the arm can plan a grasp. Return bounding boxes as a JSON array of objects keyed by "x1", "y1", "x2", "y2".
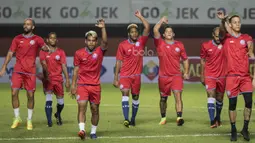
[{"x1": 0, "y1": 133, "x2": 243, "y2": 141}]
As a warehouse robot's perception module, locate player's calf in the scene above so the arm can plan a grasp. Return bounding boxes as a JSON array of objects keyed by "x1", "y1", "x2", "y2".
[
  {"x1": 130, "y1": 94, "x2": 139, "y2": 126},
  {"x1": 55, "y1": 97, "x2": 64, "y2": 125},
  {"x1": 159, "y1": 96, "x2": 167, "y2": 125},
  {"x1": 45, "y1": 93, "x2": 53, "y2": 127}
]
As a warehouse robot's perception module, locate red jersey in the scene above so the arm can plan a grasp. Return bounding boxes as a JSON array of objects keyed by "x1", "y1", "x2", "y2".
[
  {"x1": 39, "y1": 48, "x2": 67, "y2": 82},
  {"x1": 154, "y1": 37, "x2": 188, "y2": 76},
  {"x1": 9, "y1": 34, "x2": 45, "y2": 74},
  {"x1": 200, "y1": 40, "x2": 225, "y2": 77},
  {"x1": 116, "y1": 36, "x2": 148, "y2": 76},
  {"x1": 223, "y1": 34, "x2": 253, "y2": 76},
  {"x1": 74, "y1": 47, "x2": 105, "y2": 85}
]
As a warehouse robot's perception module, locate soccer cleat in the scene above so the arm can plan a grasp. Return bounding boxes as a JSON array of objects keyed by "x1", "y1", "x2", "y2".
[
  {"x1": 27, "y1": 119, "x2": 33, "y2": 130},
  {"x1": 54, "y1": 113, "x2": 62, "y2": 125},
  {"x1": 47, "y1": 121, "x2": 53, "y2": 127},
  {"x1": 215, "y1": 120, "x2": 222, "y2": 127},
  {"x1": 130, "y1": 119, "x2": 136, "y2": 126},
  {"x1": 210, "y1": 120, "x2": 217, "y2": 128},
  {"x1": 90, "y1": 134, "x2": 97, "y2": 139},
  {"x1": 241, "y1": 129, "x2": 250, "y2": 141},
  {"x1": 123, "y1": 120, "x2": 130, "y2": 128},
  {"x1": 11, "y1": 117, "x2": 22, "y2": 129},
  {"x1": 159, "y1": 117, "x2": 166, "y2": 125},
  {"x1": 78, "y1": 130, "x2": 86, "y2": 140},
  {"x1": 230, "y1": 131, "x2": 237, "y2": 142},
  {"x1": 176, "y1": 117, "x2": 184, "y2": 126}
]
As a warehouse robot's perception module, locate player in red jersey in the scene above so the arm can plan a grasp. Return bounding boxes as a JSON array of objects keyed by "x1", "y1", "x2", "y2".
[
  {"x1": 200, "y1": 27, "x2": 225, "y2": 128},
  {"x1": 113, "y1": 10, "x2": 150, "y2": 127},
  {"x1": 153, "y1": 16, "x2": 189, "y2": 126},
  {"x1": 39, "y1": 32, "x2": 70, "y2": 127},
  {"x1": 0, "y1": 18, "x2": 49, "y2": 130},
  {"x1": 70, "y1": 19, "x2": 107, "y2": 140},
  {"x1": 217, "y1": 11, "x2": 254, "y2": 141}
]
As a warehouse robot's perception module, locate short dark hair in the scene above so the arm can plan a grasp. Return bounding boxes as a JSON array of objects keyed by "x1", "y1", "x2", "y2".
[
  {"x1": 48, "y1": 32, "x2": 57, "y2": 38},
  {"x1": 163, "y1": 25, "x2": 174, "y2": 33},
  {"x1": 229, "y1": 15, "x2": 240, "y2": 23},
  {"x1": 25, "y1": 18, "x2": 35, "y2": 26},
  {"x1": 212, "y1": 27, "x2": 219, "y2": 35}
]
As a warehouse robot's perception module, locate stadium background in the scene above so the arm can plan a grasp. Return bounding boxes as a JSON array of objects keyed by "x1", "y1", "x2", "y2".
[{"x1": 0, "y1": 0, "x2": 255, "y2": 83}]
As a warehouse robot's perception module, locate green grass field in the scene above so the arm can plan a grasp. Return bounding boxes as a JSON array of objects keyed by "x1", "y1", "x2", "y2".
[{"x1": 0, "y1": 83, "x2": 253, "y2": 143}]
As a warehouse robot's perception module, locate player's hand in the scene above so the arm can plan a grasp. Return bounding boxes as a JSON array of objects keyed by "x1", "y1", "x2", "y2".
[
  {"x1": 183, "y1": 73, "x2": 190, "y2": 80},
  {"x1": 70, "y1": 85, "x2": 77, "y2": 99},
  {"x1": 95, "y1": 19, "x2": 105, "y2": 29},
  {"x1": 252, "y1": 78, "x2": 255, "y2": 89},
  {"x1": 217, "y1": 10, "x2": 228, "y2": 20},
  {"x1": 161, "y1": 16, "x2": 168, "y2": 24},
  {"x1": 135, "y1": 10, "x2": 143, "y2": 19},
  {"x1": 65, "y1": 80, "x2": 70, "y2": 92},
  {"x1": 200, "y1": 76, "x2": 205, "y2": 86},
  {"x1": 113, "y1": 79, "x2": 119, "y2": 88},
  {"x1": 0, "y1": 68, "x2": 6, "y2": 77}
]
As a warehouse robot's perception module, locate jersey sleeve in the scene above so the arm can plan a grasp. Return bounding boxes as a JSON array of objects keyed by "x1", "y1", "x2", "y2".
[
  {"x1": 116, "y1": 44, "x2": 124, "y2": 61},
  {"x1": 61, "y1": 50, "x2": 67, "y2": 64},
  {"x1": 180, "y1": 43, "x2": 188, "y2": 60},
  {"x1": 39, "y1": 51, "x2": 46, "y2": 62},
  {"x1": 73, "y1": 51, "x2": 80, "y2": 67},
  {"x1": 138, "y1": 35, "x2": 149, "y2": 47},
  {"x1": 9, "y1": 37, "x2": 18, "y2": 52},
  {"x1": 153, "y1": 36, "x2": 163, "y2": 48},
  {"x1": 200, "y1": 43, "x2": 206, "y2": 59},
  {"x1": 245, "y1": 34, "x2": 253, "y2": 43},
  {"x1": 37, "y1": 37, "x2": 46, "y2": 49}
]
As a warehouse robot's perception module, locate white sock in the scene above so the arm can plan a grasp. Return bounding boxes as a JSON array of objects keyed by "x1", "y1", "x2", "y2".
[
  {"x1": 14, "y1": 108, "x2": 20, "y2": 118},
  {"x1": 27, "y1": 109, "x2": 33, "y2": 120},
  {"x1": 91, "y1": 125, "x2": 97, "y2": 134},
  {"x1": 79, "y1": 122, "x2": 85, "y2": 131}
]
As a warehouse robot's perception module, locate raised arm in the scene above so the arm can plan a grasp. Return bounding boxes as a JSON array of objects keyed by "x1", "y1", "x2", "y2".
[
  {"x1": 96, "y1": 19, "x2": 108, "y2": 50},
  {"x1": 217, "y1": 11, "x2": 232, "y2": 36},
  {"x1": 134, "y1": 10, "x2": 150, "y2": 36},
  {"x1": 153, "y1": 16, "x2": 168, "y2": 38}
]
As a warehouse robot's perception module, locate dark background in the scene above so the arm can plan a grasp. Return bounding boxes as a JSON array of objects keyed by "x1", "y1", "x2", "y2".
[{"x1": 0, "y1": 24, "x2": 254, "y2": 56}]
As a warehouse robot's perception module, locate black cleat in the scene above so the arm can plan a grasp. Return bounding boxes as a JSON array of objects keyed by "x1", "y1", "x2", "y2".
[
  {"x1": 123, "y1": 120, "x2": 130, "y2": 128},
  {"x1": 130, "y1": 119, "x2": 136, "y2": 126},
  {"x1": 177, "y1": 118, "x2": 184, "y2": 126},
  {"x1": 54, "y1": 113, "x2": 62, "y2": 125},
  {"x1": 241, "y1": 129, "x2": 250, "y2": 141},
  {"x1": 230, "y1": 131, "x2": 237, "y2": 142},
  {"x1": 47, "y1": 121, "x2": 53, "y2": 127}
]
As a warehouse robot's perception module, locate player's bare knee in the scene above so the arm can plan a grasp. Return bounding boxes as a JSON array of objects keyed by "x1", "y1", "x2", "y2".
[
  {"x1": 132, "y1": 94, "x2": 139, "y2": 100},
  {"x1": 229, "y1": 97, "x2": 237, "y2": 111},
  {"x1": 243, "y1": 93, "x2": 252, "y2": 108},
  {"x1": 207, "y1": 91, "x2": 215, "y2": 98},
  {"x1": 11, "y1": 90, "x2": 18, "y2": 97},
  {"x1": 90, "y1": 104, "x2": 99, "y2": 115}
]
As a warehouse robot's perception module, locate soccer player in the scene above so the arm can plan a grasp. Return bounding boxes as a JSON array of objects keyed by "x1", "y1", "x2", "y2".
[
  {"x1": 0, "y1": 18, "x2": 48, "y2": 130},
  {"x1": 39, "y1": 32, "x2": 70, "y2": 127},
  {"x1": 217, "y1": 11, "x2": 254, "y2": 141},
  {"x1": 200, "y1": 27, "x2": 225, "y2": 128},
  {"x1": 113, "y1": 10, "x2": 150, "y2": 127},
  {"x1": 70, "y1": 19, "x2": 107, "y2": 140},
  {"x1": 153, "y1": 16, "x2": 189, "y2": 126}
]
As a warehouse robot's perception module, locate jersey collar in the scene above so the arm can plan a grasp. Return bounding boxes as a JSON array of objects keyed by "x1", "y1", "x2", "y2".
[
  {"x1": 231, "y1": 33, "x2": 241, "y2": 38},
  {"x1": 212, "y1": 40, "x2": 218, "y2": 46},
  {"x1": 128, "y1": 38, "x2": 136, "y2": 44},
  {"x1": 165, "y1": 40, "x2": 175, "y2": 45},
  {"x1": 85, "y1": 47, "x2": 95, "y2": 54},
  {"x1": 22, "y1": 34, "x2": 34, "y2": 38}
]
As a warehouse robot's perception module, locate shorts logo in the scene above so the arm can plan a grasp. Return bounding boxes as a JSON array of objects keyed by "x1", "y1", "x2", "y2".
[
  {"x1": 240, "y1": 40, "x2": 245, "y2": 45},
  {"x1": 143, "y1": 60, "x2": 159, "y2": 81},
  {"x1": 76, "y1": 95, "x2": 80, "y2": 100},
  {"x1": 227, "y1": 91, "x2": 231, "y2": 96},
  {"x1": 92, "y1": 53, "x2": 98, "y2": 59},
  {"x1": 119, "y1": 84, "x2": 124, "y2": 89},
  {"x1": 55, "y1": 55, "x2": 60, "y2": 60},
  {"x1": 218, "y1": 44, "x2": 222, "y2": 49},
  {"x1": 30, "y1": 40, "x2": 35, "y2": 45},
  {"x1": 135, "y1": 42, "x2": 140, "y2": 47},
  {"x1": 175, "y1": 47, "x2": 180, "y2": 52}
]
